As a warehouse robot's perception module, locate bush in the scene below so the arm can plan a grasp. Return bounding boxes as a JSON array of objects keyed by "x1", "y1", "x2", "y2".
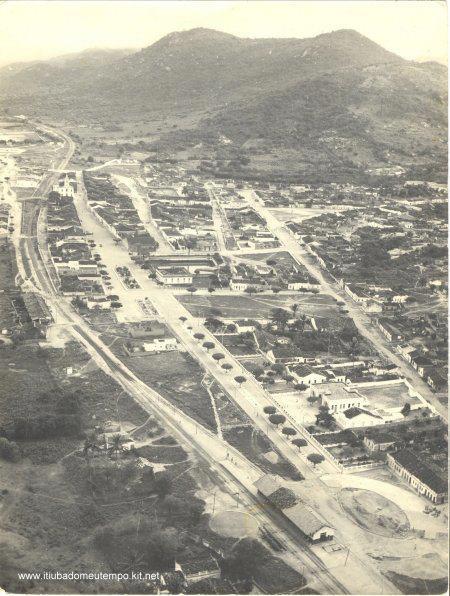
[{"x1": 0, "y1": 437, "x2": 21, "y2": 462}]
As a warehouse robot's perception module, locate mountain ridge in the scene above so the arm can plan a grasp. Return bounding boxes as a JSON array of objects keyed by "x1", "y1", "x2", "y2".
[{"x1": 0, "y1": 28, "x2": 446, "y2": 180}]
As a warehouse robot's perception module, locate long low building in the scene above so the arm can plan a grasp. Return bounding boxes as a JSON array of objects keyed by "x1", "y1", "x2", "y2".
[
  {"x1": 387, "y1": 449, "x2": 447, "y2": 504},
  {"x1": 254, "y1": 474, "x2": 334, "y2": 543}
]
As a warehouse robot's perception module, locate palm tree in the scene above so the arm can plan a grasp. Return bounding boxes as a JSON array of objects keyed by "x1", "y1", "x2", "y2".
[{"x1": 109, "y1": 433, "x2": 123, "y2": 460}]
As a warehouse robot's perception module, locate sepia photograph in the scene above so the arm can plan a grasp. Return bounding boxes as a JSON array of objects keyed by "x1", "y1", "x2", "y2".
[{"x1": 0, "y1": 1, "x2": 447, "y2": 594}]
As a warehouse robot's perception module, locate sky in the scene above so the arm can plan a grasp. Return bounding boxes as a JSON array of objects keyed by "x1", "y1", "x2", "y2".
[{"x1": 0, "y1": 0, "x2": 447, "y2": 68}]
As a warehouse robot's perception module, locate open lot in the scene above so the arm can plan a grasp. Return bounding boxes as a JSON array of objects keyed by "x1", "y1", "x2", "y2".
[
  {"x1": 210, "y1": 510, "x2": 259, "y2": 538},
  {"x1": 179, "y1": 292, "x2": 338, "y2": 320},
  {"x1": 357, "y1": 382, "x2": 422, "y2": 411},
  {"x1": 120, "y1": 350, "x2": 218, "y2": 432},
  {"x1": 339, "y1": 487, "x2": 411, "y2": 538}
]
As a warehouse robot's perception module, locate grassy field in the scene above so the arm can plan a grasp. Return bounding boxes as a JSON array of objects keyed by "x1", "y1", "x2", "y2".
[
  {"x1": 179, "y1": 293, "x2": 338, "y2": 320},
  {"x1": 120, "y1": 350, "x2": 218, "y2": 432},
  {"x1": 223, "y1": 425, "x2": 303, "y2": 481}
]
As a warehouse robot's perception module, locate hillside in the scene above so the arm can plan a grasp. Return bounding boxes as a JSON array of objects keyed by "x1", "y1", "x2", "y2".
[{"x1": 0, "y1": 28, "x2": 447, "y2": 180}]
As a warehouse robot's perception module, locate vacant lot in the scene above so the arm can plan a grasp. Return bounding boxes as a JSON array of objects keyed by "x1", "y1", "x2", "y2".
[
  {"x1": 121, "y1": 350, "x2": 217, "y2": 432},
  {"x1": 357, "y1": 382, "x2": 421, "y2": 411},
  {"x1": 223, "y1": 425, "x2": 303, "y2": 481},
  {"x1": 210, "y1": 510, "x2": 259, "y2": 538},
  {"x1": 179, "y1": 293, "x2": 338, "y2": 320},
  {"x1": 339, "y1": 488, "x2": 411, "y2": 538}
]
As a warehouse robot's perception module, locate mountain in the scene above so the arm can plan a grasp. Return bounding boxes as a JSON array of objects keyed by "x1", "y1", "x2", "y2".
[{"x1": 0, "y1": 28, "x2": 447, "y2": 180}]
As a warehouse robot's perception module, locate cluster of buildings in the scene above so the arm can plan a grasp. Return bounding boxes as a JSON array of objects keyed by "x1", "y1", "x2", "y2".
[
  {"x1": 83, "y1": 171, "x2": 158, "y2": 259},
  {"x1": 229, "y1": 256, "x2": 319, "y2": 293},
  {"x1": 286, "y1": 191, "x2": 448, "y2": 393},
  {"x1": 149, "y1": 183, "x2": 217, "y2": 253},
  {"x1": 224, "y1": 206, "x2": 280, "y2": 250},
  {"x1": 146, "y1": 254, "x2": 225, "y2": 289},
  {"x1": 47, "y1": 181, "x2": 113, "y2": 310}
]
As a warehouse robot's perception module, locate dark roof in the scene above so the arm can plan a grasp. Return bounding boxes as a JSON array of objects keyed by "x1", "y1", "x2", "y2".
[
  {"x1": 365, "y1": 432, "x2": 396, "y2": 444},
  {"x1": 178, "y1": 555, "x2": 219, "y2": 576},
  {"x1": 427, "y1": 370, "x2": 446, "y2": 385},
  {"x1": 390, "y1": 449, "x2": 447, "y2": 495},
  {"x1": 412, "y1": 355, "x2": 433, "y2": 366},
  {"x1": 344, "y1": 407, "x2": 381, "y2": 420},
  {"x1": 283, "y1": 502, "x2": 333, "y2": 537}
]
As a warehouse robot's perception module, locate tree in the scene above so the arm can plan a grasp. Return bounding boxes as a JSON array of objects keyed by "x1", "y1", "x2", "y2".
[
  {"x1": 202, "y1": 341, "x2": 215, "y2": 351},
  {"x1": 292, "y1": 438, "x2": 308, "y2": 451},
  {"x1": 225, "y1": 538, "x2": 269, "y2": 579},
  {"x1": 234, "y1": 375, "x2": 246, "y2": 386},
  {"x1": 0, "y1": 437, "x2": 21, "y2": 462},
  {"x1": 401, "y1": 402, "x2": 411, "y2": 416},
  {"x1": 291, "y1": 303, "x2": 299, "y2": 316},
  {"x1": 263, "y1": 406, "x2": 276, "y2": 415},
  {"x1": 281, "y1": 427, "x2": 297, "y2": 436},
  {"x1": 154, "y1": 473, "x2": 172, "y2": 498},
  {"x1": 109, "y1": 433, "x2": 123, "y2": 460},
  {"x1": 316, "y1": 405, "x2": 335, "y2": 428},
  {"x1": 295, "y1": 383, "x2": 308, "y2": 392},
  {"x1": 270, "y1": 307, "x2": 290, "y2": 330},
  {"x1": 307, "y1": 394, "x2": 319, "y2": 406},
  {"x1": 307, "y1": 453, "x2": 325, "y2": 468},
  {"x1": 245, "y1": 286, "x2": 258, "y2": 295},
  {"x1": 222, "y1": 363, "x2": 233, "y2": 373},
  {"x1": 186, "y1": 286, "x2": 197, "y2": 294},
  {"x1": 179, "y1": 316, "x2": 187, "y2": 323},
  {"x1": 212, "y1": 353, "x2": 225, "y2": 362},
  {"x1": 193, "y1": 332, "x2": 205, "y2": 341},
  {"x1": 268, "y1": 414, "x2": 286, "y2": 426}
]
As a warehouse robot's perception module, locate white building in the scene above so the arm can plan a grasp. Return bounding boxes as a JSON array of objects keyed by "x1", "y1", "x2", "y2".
[
  {"x1": 155, "y1": 267, "x2": 193, "y2": 286},
  {"x1": 311, "y1": 382, "x2": 366, "y2": 413},
  {"x1": 143, "y1": 337, "x2": 178, "y2": 352}
]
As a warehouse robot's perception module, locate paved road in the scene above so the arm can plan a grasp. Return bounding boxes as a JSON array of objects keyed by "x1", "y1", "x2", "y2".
[{"x1": 240, "y1": 188, "x2": 447, "y2": 421}]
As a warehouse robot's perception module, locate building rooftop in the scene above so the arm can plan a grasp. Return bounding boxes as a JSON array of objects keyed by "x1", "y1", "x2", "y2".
[
  {"x1": 314, "y1": 382, "x2": 361, "y2": 401},
  {"x1": 390, "y1": 449, "x2": 447, "y2": 494},
  {"x1": 157, "y1": 266, "x2": 190, "y2": 276}
]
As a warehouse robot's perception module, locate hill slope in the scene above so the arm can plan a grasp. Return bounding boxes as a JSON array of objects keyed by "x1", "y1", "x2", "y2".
[{"x1": 0, "y1": 28, "x2": 446, "y2": 180}]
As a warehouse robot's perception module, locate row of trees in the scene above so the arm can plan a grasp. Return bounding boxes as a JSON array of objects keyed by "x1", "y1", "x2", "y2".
[{"x1": 262, "y1": 407, "x2": 324, "y2": 467}]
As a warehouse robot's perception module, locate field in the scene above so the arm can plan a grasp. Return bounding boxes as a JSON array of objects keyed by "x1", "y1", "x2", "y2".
[
  {"x1": 357, "y1": 382, "x2": 422, "y2": 411},
  {"x1": 209, "y1": 510, "x2": 259, "y2": 538},
  {"x1": 223, "y1": 425, "x2": 303, "y2": 481},
  {"x1": 179, "y1": 293, "x2": 338, "y2": 320},
  {"x1": 119, "y1": 350, "x2": 218, "y2": 432},
  {"x1": 339, "y1": 488, "x2": 411, "y2": 538}
]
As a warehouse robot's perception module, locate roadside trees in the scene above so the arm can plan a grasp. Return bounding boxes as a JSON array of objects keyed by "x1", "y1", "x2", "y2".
[
  {"x1": 222, "y1": 363, "x2": 233, "y2": 373},
  {"x1": 268, "y1": 414, "x2": 286, "y2": 426},
  {"x1": 307, "y1": 453, "x2": 325, "y2": 468},
  {"x1": 234, "y1": 375, "x2": 247, "y2": 387},
  {"x1": 202, "y1": 341, "x2": 215, "y2": 351},
  {"x1": 212, "y1": 353, "x2": 225, "y2": 363},
  {"x1": 263, "y1": 406, "x2": 276, "y2": 415},
  {"x1": 281, "y1": 427, "x2": 297, "y2": 437},
  {"x1": 292, "y1": 438, "x2": 308, "y2": 451},
  {"x1": 193, "y1": 333, "x2": 205, "y2": 341}
]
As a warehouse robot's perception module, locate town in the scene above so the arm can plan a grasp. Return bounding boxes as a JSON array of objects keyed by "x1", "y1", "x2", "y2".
[{"x1": 0, "y1": 112, "x2": 447, "y2": 596}]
